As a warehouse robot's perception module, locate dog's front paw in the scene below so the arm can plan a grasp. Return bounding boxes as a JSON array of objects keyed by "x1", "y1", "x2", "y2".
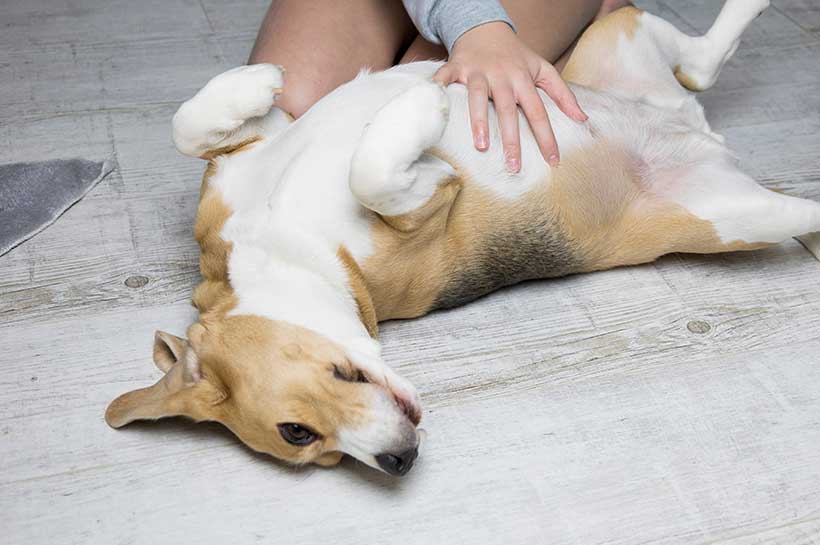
[
  {"x1": 200, "y1": 64, "x2": 284, "y2": 122},
  {"x1": 380, "y1": 81, "x2": 449, "y2": 152}
]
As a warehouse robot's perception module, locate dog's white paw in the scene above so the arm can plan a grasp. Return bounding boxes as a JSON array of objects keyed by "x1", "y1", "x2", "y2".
[
  {"x1": 350, "y1": 80, "x2": 451, "y2": 213},
  {"x1": 199, "y1": 64, "x2": 284, "y2": 122},
  {"x1": 374, "y1": 81, "x2": 449, "y2": 153},
  {"x1": 173, "y1": 64, "x2": 285, "y2": 156}
]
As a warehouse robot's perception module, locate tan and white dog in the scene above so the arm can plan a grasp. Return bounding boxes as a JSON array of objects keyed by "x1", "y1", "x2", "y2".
[{"x1": 106, "y1": 0, "x2": 820, "y2": 476}]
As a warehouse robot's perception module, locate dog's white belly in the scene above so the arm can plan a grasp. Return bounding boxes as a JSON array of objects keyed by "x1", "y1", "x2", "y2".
[
  {"x1": 380, "y1": 63, "x2": 720, "y2": 205},
  {"x1": 210, "y1": 61, "x2": 722, "y2": 263},
  {"x1": 207, "y1": 60, "x2": 729, "y2": 342}
]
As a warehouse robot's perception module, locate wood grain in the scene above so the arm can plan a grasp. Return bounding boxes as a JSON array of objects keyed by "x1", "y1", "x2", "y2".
[{"x1": 1, "y1": 1, "x2": 820, "y2": 544}]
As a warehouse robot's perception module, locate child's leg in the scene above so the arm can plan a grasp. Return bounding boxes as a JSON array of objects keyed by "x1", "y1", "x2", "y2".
[{"x1": 248, "y1": 0, "x2": 416, "y2": 118}]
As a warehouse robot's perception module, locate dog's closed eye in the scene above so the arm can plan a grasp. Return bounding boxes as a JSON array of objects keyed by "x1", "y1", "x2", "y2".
[{"x1": 332, "y1": 364, "x2": 369, "y2": 384}]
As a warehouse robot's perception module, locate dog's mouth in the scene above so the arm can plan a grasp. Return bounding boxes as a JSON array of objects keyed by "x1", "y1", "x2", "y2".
[
  {"x1": 393, "y1": 391, "x2": 422, "y2": 426},
  {"x1": 350, "y1": 366, "x2": 421, "y2": 426}
]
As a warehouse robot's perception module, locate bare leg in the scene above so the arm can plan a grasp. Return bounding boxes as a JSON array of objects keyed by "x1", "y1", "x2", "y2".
[
  {"x1": 555, "y1": 0, "x2": 634, "y2": 71},
  {"x1": 249, "y1": 0, "x2": 415, "y2": 118},
  {"x1": 400, "y1": 0, "x2": 608, "y2": 65}
]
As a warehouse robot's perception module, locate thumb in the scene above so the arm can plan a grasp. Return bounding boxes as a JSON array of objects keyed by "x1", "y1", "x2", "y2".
[{"x1": 433, "y1": 62, "x2": 458, "y2": 85}]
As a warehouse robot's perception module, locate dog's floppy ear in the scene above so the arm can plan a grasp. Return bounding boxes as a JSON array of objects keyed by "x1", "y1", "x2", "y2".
[
  {"x1": 152, "y1": 330, "x2": 188, "y2": 373},
  {"x1": 105, "y1": 328, "x2": 225, "y2": 428}
]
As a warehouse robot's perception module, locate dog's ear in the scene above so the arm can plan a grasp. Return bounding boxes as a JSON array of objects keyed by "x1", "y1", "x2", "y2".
[
  {"x1": 152, "y1": 330, "x2": 188, "y2": 373},
  {"x1": 105, "y1": 329, "x2": 226, "y2": 428}
]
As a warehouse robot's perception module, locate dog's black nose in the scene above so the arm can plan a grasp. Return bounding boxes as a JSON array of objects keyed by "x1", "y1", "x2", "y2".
[{"x1": 375, "y1": 447, "x2": 418, "y2": 476}]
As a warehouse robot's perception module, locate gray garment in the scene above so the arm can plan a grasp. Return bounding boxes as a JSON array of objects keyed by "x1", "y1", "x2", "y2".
[
  {"x1": 402, "y1": 0, "x2": 515, "y2": 52},
  {"x1": 0, "y1": 158, "x2": 114, "y2": 256}
]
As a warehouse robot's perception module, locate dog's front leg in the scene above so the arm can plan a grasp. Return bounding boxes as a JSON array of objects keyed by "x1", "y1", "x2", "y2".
[
  {"x1": 349, "y1": 81, "x2": 461, "y2": 231},
  {"x1": 173, "y1": 64, "x2": 290, "y2": 159}
]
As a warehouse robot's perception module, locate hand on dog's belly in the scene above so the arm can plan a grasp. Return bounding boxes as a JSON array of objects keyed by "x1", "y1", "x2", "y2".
[{"x1": 434, "y1": 21, "x2": 588, "y2": 173}]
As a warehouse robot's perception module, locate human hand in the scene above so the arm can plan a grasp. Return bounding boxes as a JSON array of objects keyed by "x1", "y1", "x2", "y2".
[{"x1": 434, "y1": 21, "x2": 587, "y2": 172}]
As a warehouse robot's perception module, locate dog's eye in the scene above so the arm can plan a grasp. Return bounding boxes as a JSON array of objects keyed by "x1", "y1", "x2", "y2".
[
  {"x1": 333, "y1": 364, "x2": 369, "y2": 384},
  {"x1": 277, "y1": 423, "x2": 318, "y2": 446}
]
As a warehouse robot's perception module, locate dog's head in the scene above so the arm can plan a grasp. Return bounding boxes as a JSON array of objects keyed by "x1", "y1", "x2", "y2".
[{"x1": 106, "y1": 315, "x2": 421, "y2": 475}]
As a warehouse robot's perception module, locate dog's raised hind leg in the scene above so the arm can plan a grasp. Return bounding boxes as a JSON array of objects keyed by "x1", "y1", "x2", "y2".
[
  {"x1": 645, "y1": 0, "x2": 771, "y2": 92},
  {"x1": 349, "y1": 81, "x2": 461, "y2": 231}
]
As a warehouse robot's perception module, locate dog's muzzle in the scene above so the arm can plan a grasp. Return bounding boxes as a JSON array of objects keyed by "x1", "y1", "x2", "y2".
[{"x1": 375, "y1": 447, "x2": 419, "y2": 476}]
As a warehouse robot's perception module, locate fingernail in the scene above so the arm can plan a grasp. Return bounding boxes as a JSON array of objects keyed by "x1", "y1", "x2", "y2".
[
  {"x1": 548, "y1": 154, "x2": 559, "y2": 166},
  {"x1": 506, "y1": 157, "x2": 520, "y2": 172},
  {"x1": 476, "y1": 130, "x2": 488, "y2": 150}
]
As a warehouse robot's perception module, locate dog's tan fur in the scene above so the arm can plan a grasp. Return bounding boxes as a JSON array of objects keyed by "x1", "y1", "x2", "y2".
[
  {"x1": 561, "y1": 7, "x2": 642, "y2": 90},
  {"x1": 107, "y1": 4, "x2": 799, "y2": 472}
]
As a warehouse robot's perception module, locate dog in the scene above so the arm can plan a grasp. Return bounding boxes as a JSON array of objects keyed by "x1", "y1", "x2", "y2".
[{"x1": 106, "y1": 0, "x2": 820, "y2": 476}]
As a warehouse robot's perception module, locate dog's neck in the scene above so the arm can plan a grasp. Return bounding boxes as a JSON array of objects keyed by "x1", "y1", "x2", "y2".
[{"x1": 225, "y1": 220, "x2": 375, "y2": 349}]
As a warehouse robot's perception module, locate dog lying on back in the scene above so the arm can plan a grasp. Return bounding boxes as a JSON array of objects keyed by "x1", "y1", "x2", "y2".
[{"x1": 106, "y1": 0, "x2": 819, "y2": 476}]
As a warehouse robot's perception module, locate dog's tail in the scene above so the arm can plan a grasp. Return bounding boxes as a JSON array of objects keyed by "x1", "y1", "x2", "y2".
[{"x1": 172, "y1": 64, "x2": 291, "y2": 159}]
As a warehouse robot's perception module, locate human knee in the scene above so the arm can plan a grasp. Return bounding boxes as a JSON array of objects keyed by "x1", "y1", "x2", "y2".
[{"x1": 274, "y1": 77, "x2": 328, "y2": 119}]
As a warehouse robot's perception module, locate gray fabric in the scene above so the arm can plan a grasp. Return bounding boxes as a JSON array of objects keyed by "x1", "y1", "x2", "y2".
[
  {"x1": 402, "y1": 0, "x2": 515, "y2": 52},
  {"x1": 797, "y1": 232, "x2": 820, "y2": 261},
  {"x1": 0, "y1": 158, "x2": 115, "y2": 257}
]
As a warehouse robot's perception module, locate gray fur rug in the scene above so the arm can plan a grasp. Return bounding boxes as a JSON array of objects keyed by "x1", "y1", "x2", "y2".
[{"x1": 0, "y1": 158, "x2": 114, "y2": 257}]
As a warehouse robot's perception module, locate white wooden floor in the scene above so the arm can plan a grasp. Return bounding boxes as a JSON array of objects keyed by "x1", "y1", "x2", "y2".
[{"x1": 2, "y1": 1, "x2": 820, "y2": 543}]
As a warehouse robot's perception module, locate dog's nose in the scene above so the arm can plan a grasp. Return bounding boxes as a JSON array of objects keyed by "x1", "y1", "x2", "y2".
[{"x1": 375, "y1": 447, "x2": 418, "y2": 476}]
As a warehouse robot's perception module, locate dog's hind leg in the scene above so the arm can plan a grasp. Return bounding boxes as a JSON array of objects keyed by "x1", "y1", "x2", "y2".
[
  {"x1": 564, "y1": 1, "x2": 769, "y2": 105},
  {"x1": 172, "y1": 64, "x2": 291, "y2": 159},
  {"x1": 639, "y1": 155, "x2": 820, "y2": 259},
  {"x1": 652, "y1": 0, "x2": 770, "y2": 93},
  {"x1": 547, "y1": 144, "x2": 819, "y2": 271},
  {"x1": 349, "y1": 80, "x2": 460, "y2": 231}
]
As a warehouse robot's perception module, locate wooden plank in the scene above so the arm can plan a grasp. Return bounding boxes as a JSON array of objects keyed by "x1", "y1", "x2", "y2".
[
  {"x1": 0, "y1": 107, "x2": 205, "y2": 327},
  {"x1": 0, "y1": 0, "x2": 212, "y2": 49},
  {"x1": 3, "y1": 335, "x2": 820, "y2": 545},
  {"x1": 710, "y1": 517, "x2": 820, "y2": 545},
  {"x1": 656, "y1": 0, "x2": 817, "y2": 47},
  {"x1": 773, "y1": 0, "x2": 820, "y2": 32},
  {"x1": 701, "y1": 81, "x2": 820, "y2": 131},
  {"x1": 721, "y1": 117, "x2": 820, "y2": 191},
  {"x1": 635, "y1": 0, "x2": 699, "y2": 34},
  {"x1": 0, "y1": 35, "x2": 234, "y2": 123},
  {"x1": 3, "y1": 237, "x2": 820, "y2": 474},
  {"x1": 200, "y1": 0, "x2": 268, "y2": 35},
  {"x1": 2, "y1": 1, "x2": 820, "y2": 544}
]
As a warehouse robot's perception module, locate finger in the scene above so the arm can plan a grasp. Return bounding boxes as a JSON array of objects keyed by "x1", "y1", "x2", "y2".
[
  {"x1": 518, "y1": 86, "x2": 559, "y2": 166},
  {"x1": 433, "y1": 63, "x2": 458, "y2": 85},
  {"x1": 466, "y1": 74, "x2": 490, "y2": 151},
  {"x1": 537, "y1": 62, "x2": 588, "y2": 122},
  {"x1": 491, "y1": 85, "x2": 521, "y2": 173}
]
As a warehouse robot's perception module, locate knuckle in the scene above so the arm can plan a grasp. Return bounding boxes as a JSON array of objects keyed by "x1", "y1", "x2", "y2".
[
  {"x1": 467, "y1": 79, "x2": 487, "y2": 92},
  {"x1": 445, "y1": 61, "x2": 462, "y2": 73},
  {"x1": 496, "y1": 100, "x2": 518, "y2": 115},
  {"x1": 512, "y1": 73, "x2": 532, "y2": 88},
  {"x1": 541, "y1": 61, "x2": 559, "y2": 76}
]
